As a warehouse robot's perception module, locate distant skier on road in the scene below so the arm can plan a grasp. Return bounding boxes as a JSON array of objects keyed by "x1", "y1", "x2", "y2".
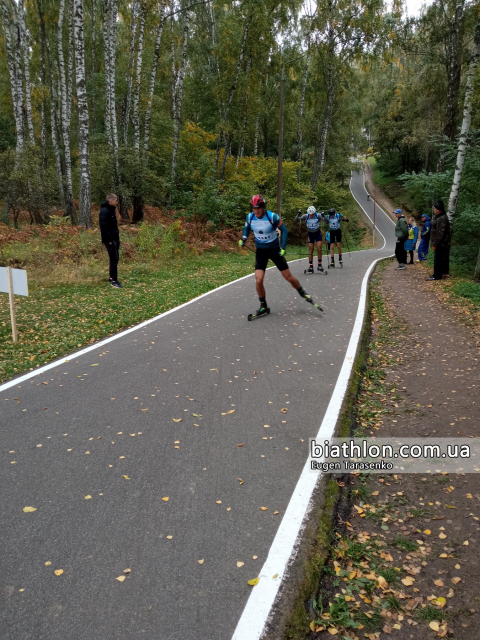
[
  {"x1": 295, "y1": 206, "x2": 326, "y2": 273},
  {"x1": 325, "y1": 208, "x2": 349, "y2": 268},
  {"x1": 239, "y1": 195, "x2": 321, "y2": 319}
]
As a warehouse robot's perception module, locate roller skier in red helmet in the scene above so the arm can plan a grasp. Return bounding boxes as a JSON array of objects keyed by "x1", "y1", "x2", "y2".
[{"x1": 239, "y1": 195, "x2": 322, "y2": 319}]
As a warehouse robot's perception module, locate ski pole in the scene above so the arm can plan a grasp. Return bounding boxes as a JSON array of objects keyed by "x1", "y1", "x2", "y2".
[{"x1": 343, "y1": 229, "x2": 352, "y2": 259}]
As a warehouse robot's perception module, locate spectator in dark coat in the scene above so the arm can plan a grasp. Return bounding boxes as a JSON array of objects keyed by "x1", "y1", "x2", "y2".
[
  {"x1": 99, "y1": 194, "x2": 122, "y2": 288},
  {"x1": 394, "y1": 208, "x2": 408, "y2": 270},
  {"x1": 428, "y1": 201, "x2": 451, "y2": 281}
]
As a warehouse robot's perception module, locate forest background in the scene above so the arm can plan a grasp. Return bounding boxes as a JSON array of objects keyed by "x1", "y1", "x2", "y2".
[{"x1": 0, "y1": 0, "x2": 479, "y2": 270}]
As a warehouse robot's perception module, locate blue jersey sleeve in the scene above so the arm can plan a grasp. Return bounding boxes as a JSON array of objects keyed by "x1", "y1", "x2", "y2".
[
  {"x1": 242, "y1": 214, "x2": 252, "y2": 239},
  {"x1": 278, "y1": 221, "x2": 288, "y2": 250}
]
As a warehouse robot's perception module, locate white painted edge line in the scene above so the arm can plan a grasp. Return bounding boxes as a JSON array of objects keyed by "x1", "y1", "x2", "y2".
[
  {"x1": 0, "y1": 256, "x2": 309, "y2": 393},
  {"x1": 230, "y1": 253, "x2": 388, "y2": 640}
]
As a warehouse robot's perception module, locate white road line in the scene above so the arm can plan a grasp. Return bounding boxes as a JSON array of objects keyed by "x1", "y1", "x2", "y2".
[{"x1": 230, "y1": 254, "x2": 385, "y2": 640}]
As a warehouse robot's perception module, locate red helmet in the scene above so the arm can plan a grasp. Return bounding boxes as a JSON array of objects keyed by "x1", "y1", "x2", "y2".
[{"x1": 250, "y1": 194, "x2": 266, "y2": 208}]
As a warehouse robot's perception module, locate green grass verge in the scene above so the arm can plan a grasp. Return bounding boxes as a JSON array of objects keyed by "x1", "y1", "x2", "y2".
[{"x1": 0, "y1": 251, "x2": 255, "y2": 382}]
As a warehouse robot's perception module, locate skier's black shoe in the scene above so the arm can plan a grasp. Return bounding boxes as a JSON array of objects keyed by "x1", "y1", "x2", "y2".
[
  {"x1": 298, "y1": 288, "x2": 323, "y2": 311},
  {"x1": 317, "y1": 264, "x2": 325, "y2": 272},
  {"x1": 328, "y1": 261, "x2": 335, "y2": 269},
  {"x1": 307, "y1": 264, "x2": 314, "y2": 273}
]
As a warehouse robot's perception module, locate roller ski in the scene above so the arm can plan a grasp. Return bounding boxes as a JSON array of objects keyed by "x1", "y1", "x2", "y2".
[
  {"x1": 304, "y1": 263, "x2": 314, "y2": 275},
  {"x1": 328, "y1": 260, "x2": 335, "y2": 269},
  {"x1": 298, "y1": 287, "x2": 323, "y2": 312},
  {"x1": 317, "y1": 263, "x2": 327, "y2": 275},
  {"x1": 248, "y1": 304, "x2": 271, "y2": 321},
  {"x1": 339, "y1": 258, "x2": 343, "y2": 268}
]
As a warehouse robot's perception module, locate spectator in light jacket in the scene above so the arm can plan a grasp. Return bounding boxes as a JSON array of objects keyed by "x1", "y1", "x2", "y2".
[
  {"x1": 418, "y1": 214, "x2": 431, "y2": 261},
  {"x1": 99, "y1": 194, "x2": 122, "y2": 289},
  {"x1": 404, "y1": 218, "x2": 418, "y2": 264}
]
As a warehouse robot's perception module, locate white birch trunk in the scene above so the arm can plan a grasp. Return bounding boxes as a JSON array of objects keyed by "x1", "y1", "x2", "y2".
[
  {"x1": 1, "y1": 0, "x2": 25, "y2": 151},
  {"x1": 58, "y1": 0, "x2": 77, "y2": 220},
  {"x1": 102, "y1": 0, "x2": 112, "y2": 145},
  {"x1": 90, "y1": 0, "x2": 96, "y2": 128},
  {"x1": 73, "y1": 0, "x2": 92, "y2": 227},
  {"x1": 122, "y1": 0, "x2": 139, "y2": 144},
  {"x1": 446, "y1": 20, "x2": 480, "y2": 226},
  {"x1": 17, "y1": 2, "x2": 34, "y2": 144},
  {"x1": 143, "y1": 0, "x2": 166, "y2": 159},
  {"x1": 133, "y1": 0, "x2": 146, "y2": 151},
  {"x1": 296, "y1": 45, "x2": 310, "y2": 179},
  {"x1": 311, "y1": 14, "x2": 334, "y2": 191},
  {"x1": 171, "y1": 15, "x2": 177, "y2": 122},
  {"x1": 40, "y1": 31, "x2": 47, "y2": 168},
  {"x1": 171, "y1": 9, "x2": 189, "y2": 182}
]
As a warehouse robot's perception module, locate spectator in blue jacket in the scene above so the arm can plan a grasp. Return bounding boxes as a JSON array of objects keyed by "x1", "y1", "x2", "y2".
[
  {"x1": 404, "y1": 217, "x2": 419, "y2": 264},
  {"x1": 418, "y1": 214, "x2": 431, "y2": 262}
]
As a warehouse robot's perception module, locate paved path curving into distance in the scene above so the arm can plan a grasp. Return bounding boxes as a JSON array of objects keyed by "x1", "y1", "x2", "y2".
[{"x1": 1, "y1": 170, "x2": 394, "y2": 640}]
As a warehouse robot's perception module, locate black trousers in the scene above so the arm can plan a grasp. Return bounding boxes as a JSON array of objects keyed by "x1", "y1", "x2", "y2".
[
  {"x1": 395, "y1": 239, "x2": 407, "y2": 265},
  {"x1": 105, "y1": 240, "x2": 120, "y2": 282},
  {"x1": 433, "y1": 246, "x2": 448, "y2": 280}
]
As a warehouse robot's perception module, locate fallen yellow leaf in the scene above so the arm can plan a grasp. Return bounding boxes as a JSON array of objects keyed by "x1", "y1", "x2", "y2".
[
  {"x1": 401, "y1": 576, "x2": 415, "y2": 586},
  {"x1": 274, "y1": 511, "x2": 279, "y2": 515},
  {"x1": 237, "y1": 561, "x2": 244, "y2": 568},
  {"x1": 424, "y1": 529, "x2": 431, "y2": 535},
  {"x1": 45, "y1": 561, "x2": 51, "y2": 566},
  {"x1": 260, "y1": 507, "x2": 268, "y2": 511},
  {"x1": 216, "y1": 500, "x2": 222, "y2": 504},
  {"x1": 248, "y1": 577, "x2": 259, "y2": 586},
  {"x1": 124, "y1": 568, "x2": 131, "y2": 574},
  {"x1": 54, "y1": 569, "x2": 64, "y2": 576},
  {"x1": 439, "y1": 532, "x2": 447, "y2": 539},
  {"x1": 116, "y1": 575, "x2": 126, "y2": 582},
  {"x1": 433, "y1": 597, "x2": 446, "y2": 608},
  {"x1": 327, "y1": 628, "x2": 338, "y2": 636},
  {"x1": 253, "y1": 556, "x2": 258, "y2": 560},
  {"x1": 434, "y1": 579, "x2": 444, "y2": 587},
  {"x1": 123, "y1": 475, "x2": 130, "y2": 480},
  {"x1": 90, "y1": 363, "x2": 99, "y2": 367},
  {"x1": 429, "y1": 621, "x2": 440, "y2": 631},
  {"x1": 22, "y1": 506, "x2": 37, "y2": 513},
  {"x1": 451, "y1": 577, "x2": 461, "y2": 584},
  {"x1": 162, "y1": 497, "x2": 169, "y2": 501},
  {"x1": 173, "y1": 418, "x2": 182, "y2": 422},
  {"x1": 198, "y1": 559, "x2": 204, "y2": 565},
  {"x1": 192, "y1": 413, "x2": 202, "y2": 417},
  {"x1": 166, "y1": 535, "x2": 173, "y2": 540},
  {"x1": 85, "y1": 495, "x2": 92, "y2": 500},
  {"x1": 463, "y1": 540, "x2": 469, "y2": 546},
  {"x1": 439, "y1": 553, "x2": 448, "y2": 558},
  {"x1": 272, "y1": 573, "x2": 278, "y2": 579},
  {"x1": 221, "y1": 410, "x2": 235, "y2": 415}
]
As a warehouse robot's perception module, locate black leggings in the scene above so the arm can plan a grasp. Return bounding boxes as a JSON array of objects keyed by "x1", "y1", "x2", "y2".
[
  {"x1": 408, "y1": 250, "x2": 414, "y2": 264},
  {"x1": 105, "y1": 240, "x2": 120, "y2": 282}
]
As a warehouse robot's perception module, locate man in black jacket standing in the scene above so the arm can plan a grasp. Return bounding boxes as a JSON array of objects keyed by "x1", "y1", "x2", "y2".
[
  {"x1": 428, "y1": 201, "x2": 451, "y2": 281},
  {"x1": 99, "y1": 194, "x2": 122, "y2": 288}
]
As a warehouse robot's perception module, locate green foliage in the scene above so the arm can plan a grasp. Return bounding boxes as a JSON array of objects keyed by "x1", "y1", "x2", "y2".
[{"x1": 452, "y1": 281, "x2": 480, "y2": 308}]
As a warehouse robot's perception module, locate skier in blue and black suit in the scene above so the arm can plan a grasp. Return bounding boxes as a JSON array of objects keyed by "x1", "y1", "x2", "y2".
[
  {"x1": 239, "y1": 194, "x2": 316, "y2": 317},
  {"x1": 295, "y1": 206, "x2": 327, "y2": 273}
]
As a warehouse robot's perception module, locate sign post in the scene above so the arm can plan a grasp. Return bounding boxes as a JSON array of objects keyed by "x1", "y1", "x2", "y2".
[{"x1": 0, "y1": 266, "x2": 28, "y2": 343}]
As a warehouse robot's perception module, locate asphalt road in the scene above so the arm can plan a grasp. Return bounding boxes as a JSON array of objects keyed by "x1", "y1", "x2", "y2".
[{"x1": 1, "y1": 171, "x2": 395, "y2": 640}]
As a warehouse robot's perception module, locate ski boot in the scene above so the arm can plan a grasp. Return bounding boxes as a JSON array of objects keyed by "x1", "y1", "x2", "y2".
[
  {"x1": 328, "y1": 259, "x2": 335, "y2": 269},
  {"x1": 339, "y1": 257, "x2": 343, "y2": 268},
  {"x1": 304, "y1": 263, "x2": 314, "y2": 275},
  {"x1": 297, "y1": 288, "x2": 323, "y2": 312},
  {"x1": 248, "y1": 304, "x2": 270, "y2": 321},
  {"x1": 317, "y1": 263, "x2": 326, "y2": 275}
]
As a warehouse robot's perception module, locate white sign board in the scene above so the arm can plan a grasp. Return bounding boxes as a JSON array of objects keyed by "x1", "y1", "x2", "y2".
[{"x1": 0, "y1": 267, "x2": 28, "y2": 296}]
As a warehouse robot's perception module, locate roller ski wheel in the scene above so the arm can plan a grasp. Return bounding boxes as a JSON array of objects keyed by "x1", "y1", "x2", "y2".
[
  {"x1": 328, "y1": 262, "x2": 335, "y2": 269},
  {"x1": 317, "y1": 265, "x2": 327, "y2": 275},
  {"x1": 247, "y1": 307, "x2": 270, "y2": 321},
  {"x1": 339, "y1": 261, "x2": 343, "y2": 268},
  {"x1": 304, "y1": 266, "x2": 314, "y2": 275}
]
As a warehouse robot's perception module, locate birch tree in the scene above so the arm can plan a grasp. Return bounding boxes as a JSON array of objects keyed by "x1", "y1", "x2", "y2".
[
  {"x1": 73, "y1": 0, "x2": 92, "y2": 227},
  {"x1": 171, "y1": 9, "x2": 189, "y2": 182},
  {"x1": 58, "y1": 0, "x2": 77, "y2": 221},
  {"x1": 1, "y1": 0, "x2": 25, "y2": 152},
  {"x1": 296, "y1": 42, "x2": 310, "y2": 180},
  {"x1": 144, "y1": 0, "x2": 166, "y2": 159},
  {"x1": 133, "y1": 0, "x2": 147, "y2": 152},
  {"x1": 122, "y1": 0, "x2": 139, "y2": 143},
  {"x1": 446, "y1": 19, "x2": 480, "y2": 229}
]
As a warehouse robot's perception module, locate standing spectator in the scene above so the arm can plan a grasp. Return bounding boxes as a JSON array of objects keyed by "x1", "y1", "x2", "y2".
[
  {"x1": 404, "y1": 217, "x2": 418, "y2": 264},
  {"x1": 428, "y1": 201, "x2": 451, "y2": 281},
  {"x1": 394, "y1": 208, "x2": 408, "y2": 270},
  {"x1": 418, "y1": 213, "x2": 431, "y2": 261},
  {"x1": 99, "y1": 194, "x2": 122, "y2": 289}
]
